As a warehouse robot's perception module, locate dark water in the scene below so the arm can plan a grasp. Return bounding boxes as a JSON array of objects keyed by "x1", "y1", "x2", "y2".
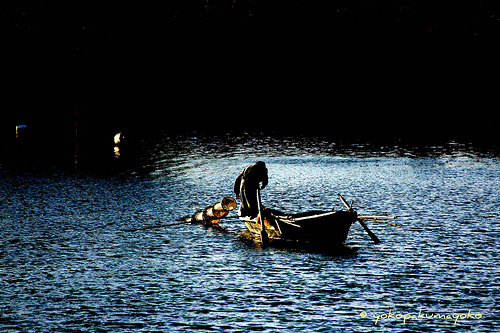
[{"x1": 1, "y1": 134, "x2": 499, "y2": 332}]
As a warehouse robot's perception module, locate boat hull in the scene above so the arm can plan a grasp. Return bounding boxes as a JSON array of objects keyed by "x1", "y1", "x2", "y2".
[{"x1": 241, "y1": 210, "x2": 357, "y2": 245}]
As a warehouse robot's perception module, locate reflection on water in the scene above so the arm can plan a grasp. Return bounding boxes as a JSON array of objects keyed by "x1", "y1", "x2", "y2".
[
  {"x1": 1, "y1": 132, "x2": 498, "y2": 332},
  {"x1": 113, "y1": 146, "x2": 120, "y2": 158}
]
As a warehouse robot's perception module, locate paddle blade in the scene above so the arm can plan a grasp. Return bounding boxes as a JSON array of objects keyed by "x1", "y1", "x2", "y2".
[{"x1": 357, "y1": 219, "x2": 381, "y2": 244}]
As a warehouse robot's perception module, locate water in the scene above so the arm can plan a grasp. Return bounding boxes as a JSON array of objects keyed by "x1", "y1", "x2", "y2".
[{"x1": 1, "y1": 133, "x2": 499, "y2": 332}]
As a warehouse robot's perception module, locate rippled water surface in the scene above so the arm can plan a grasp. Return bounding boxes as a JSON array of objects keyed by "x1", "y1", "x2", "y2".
[{"x1": 1, "y1": 134, "x2": 499, "y2": 332}]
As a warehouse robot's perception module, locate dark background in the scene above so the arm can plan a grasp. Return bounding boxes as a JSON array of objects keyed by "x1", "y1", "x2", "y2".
[{"x1": 2, "y1": 1, "x2": 499, "y2": 166}]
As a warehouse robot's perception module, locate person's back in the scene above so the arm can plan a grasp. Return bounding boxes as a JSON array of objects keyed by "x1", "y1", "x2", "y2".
[{"x1": 234, "y1": 161, "x2": 268, "y2": 217}]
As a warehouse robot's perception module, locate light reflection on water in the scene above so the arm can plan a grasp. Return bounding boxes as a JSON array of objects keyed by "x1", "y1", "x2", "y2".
[{"x1": 1, "y1": 133, "x2": 498, "y2": 332}]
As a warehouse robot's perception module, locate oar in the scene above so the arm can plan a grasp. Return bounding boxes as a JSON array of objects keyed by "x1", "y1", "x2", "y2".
[
  {"x1": 338, "y1": 194, "x2": 381, "y2": 244},
  {"x1": 256, "y1": 187, "x2": 269, "y2": 246},
  {"x1": 357, "y1": 219, "x2": 381, "y2": 244}
]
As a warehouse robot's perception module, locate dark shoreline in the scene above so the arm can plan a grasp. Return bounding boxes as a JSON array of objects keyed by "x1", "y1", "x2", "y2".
[{"x1": 2, "y1": 126, "x2": 498, "y2": 173}]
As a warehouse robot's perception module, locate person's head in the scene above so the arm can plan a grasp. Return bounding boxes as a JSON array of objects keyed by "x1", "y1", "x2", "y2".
[{"x1": 255, "y1": 161, "x2": 266, "y2": 168}]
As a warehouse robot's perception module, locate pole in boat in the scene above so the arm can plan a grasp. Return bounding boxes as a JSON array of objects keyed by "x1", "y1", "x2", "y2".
[
  {"x1": 338, "y1": 193, "x2": 381, "y2": 244},
  {"x1": 256, "y1": 187, "x2": 269, "y2": 246}
]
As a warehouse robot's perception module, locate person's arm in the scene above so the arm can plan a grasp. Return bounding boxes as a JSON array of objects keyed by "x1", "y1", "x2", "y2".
[
  {"x1": 261, "y1": 169, "x2": 268, "y2": 189},
  {"x1": 233, "y1": 173, "x2": 242, "y2": 198}
]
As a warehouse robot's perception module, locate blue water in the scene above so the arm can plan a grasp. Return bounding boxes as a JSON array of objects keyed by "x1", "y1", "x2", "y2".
[{"x1": 1, "y1": 134, "x2": 499, "y2": 332}]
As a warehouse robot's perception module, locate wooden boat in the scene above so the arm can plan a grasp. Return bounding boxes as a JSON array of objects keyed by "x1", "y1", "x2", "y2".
[
  {"x1": 238, "y1": 191, "x2": 396, "y2": 249},
  {"x1": 240, "y1": 208, "x2": 358, "y2": 246}
]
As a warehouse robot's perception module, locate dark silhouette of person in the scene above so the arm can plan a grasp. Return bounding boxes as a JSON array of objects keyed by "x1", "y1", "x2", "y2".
[{"x1": 234, "y1": 161, "x2": 268, "y2": 217}]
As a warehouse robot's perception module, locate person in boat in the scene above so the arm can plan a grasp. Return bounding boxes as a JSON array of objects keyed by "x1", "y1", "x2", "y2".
[{"x1": 234, "y1": 161, "x2": 268, "y2": 217}]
